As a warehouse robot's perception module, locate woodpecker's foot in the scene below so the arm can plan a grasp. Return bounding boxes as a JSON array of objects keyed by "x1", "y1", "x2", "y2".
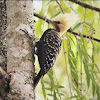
[
  {"x1": 16, "y1": 24, "x2": 34, "y2": 42},
  {"x1": 19, "y1": 25, "x2": 34, "y2": 46},
  {"x1": 20, "y1": 28, "x2": 34, "y2": 42},
  {"x1": 20, "y1": 28, "x2": 34, "y2": 46}
]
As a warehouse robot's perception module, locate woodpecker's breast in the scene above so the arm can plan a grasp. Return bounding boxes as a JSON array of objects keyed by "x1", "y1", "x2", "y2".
[{"x1": 36, "y1": 29, "x2": 62, "y2": 75}]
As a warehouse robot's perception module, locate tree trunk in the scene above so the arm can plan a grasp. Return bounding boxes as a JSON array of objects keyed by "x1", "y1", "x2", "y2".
[
  {"x1": 6, "y1": 0, "x2": 35, "y2": 99},
  {"x1": 0, "y1": 0, "x2": 7, "y2": 99},
  {"x1": 0, "y1": 0, "x2": 7, "y2": 70}
]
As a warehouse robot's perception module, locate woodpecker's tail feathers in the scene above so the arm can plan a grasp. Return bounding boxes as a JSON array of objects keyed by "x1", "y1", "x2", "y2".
[{"x1": 34, "y1": 70, "x2": 43, "y2": 88}]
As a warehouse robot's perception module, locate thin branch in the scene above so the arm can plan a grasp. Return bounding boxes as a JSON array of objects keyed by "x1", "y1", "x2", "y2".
[
  {"x1": 68, "y1": 29, "x2": 100, "y2": 42},
  {"x1": 56, "y1": 0, "x2": 64, "y2": 13},
  {"x1": 34, "y1": 13, "x2": 100, "y2": 43},
  {"x1": 34, "y1": 13, "x2": 59, "y2": 24},
  {"x1": 69, "y1": 0, "x2": 100, "y2": 12}
]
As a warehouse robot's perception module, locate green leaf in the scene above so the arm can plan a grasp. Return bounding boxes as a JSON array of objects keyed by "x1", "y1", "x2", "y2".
[
  {"x1": 92, "y1": 82, "x2": 96, "y2": 97},
  {"x1": 96, "y1": 86, "x2": 100, "y2": 100},
  {"x1": 69, "y1": 60, "x2": 77, "y2": 73},
  {"x1": 83, "y1": 59, "x2": 90, "y2": 88},
  {"x1": 79, "y1": 32, "x2": 85, "y2": 43},
  {"x1": 47, "y1": 69, "x2": 54, "y2": 92},
  {"x1": 55, "y1": 87, "x2": 62, "y2": 99},
  {"x1": 72, "y1": 22, "x2": 82, "y2": 31},
  {"x1": 44, "y1": 80, "x2": 50, "y2": 84},
  {"x1": 69, "y1": 35, "x2": 76, "y2": 45},
  {"x1": 45, "y1": 87, "x2": 52, "y2": 91},
  {"x1": 89, "y1": 70, "x2": 98, "y2": 74},
  {"x1": 69, "y1": 56, "x2": 77, "y2": 66},
  {"x1": 87, "y1": 63, "x2": 96, "y2": 67},
  {"x1": 34, "y1": 19, "x2": 43, "y2": 39},
  {"x1": 84, "y1": 22, "x2": 95, "y2": 31},
  {"x1": 73, "y1": 86, "x2": 80, "y2": 98},
  {"x1": 53, "y1": 90, "x2": 56, "y2": 100},
  {"x1": 56, "y1": 92, "x2": 64, "y2": 96},
  {"x1": 48, "y1": 71, "x2": 54, "y2": 81},
  {"x1": 55, "y1": 85, "x2": 64, "y2": 89},
  {"x1": 47, "y1": 94, "x2": 54, "y2": 97},
  {"x1": 41, "y1": 77, "x2": 46, "y2": 100},
  {"x1": 69, "y1": 49, "x2": 75, "y2": 57},
  {"x1": 60, "y1": 0, "x2": 67, "y2": 12},
  {"x1": 68, "y1": 95, "x2": 79, "y2": 99}
]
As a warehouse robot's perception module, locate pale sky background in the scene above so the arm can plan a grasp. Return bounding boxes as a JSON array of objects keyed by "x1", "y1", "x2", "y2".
[{"x1": 33, "y1": 1, "x2": 42, "y2": 11}]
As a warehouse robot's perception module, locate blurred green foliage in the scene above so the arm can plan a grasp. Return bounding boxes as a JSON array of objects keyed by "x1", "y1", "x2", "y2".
[{"x1": 34, "y1": 0, "x2": 100, "y2": 100}]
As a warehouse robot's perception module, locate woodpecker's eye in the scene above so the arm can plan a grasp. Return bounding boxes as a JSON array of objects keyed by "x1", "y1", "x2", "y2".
[
  {"x1": 56, "y1": 21, "x2": 61, "y2": 24},
  {"x1": 57, "y1": 21, "x2": 61, "y2": 24},
  {"x1": 55, "y1": 21, "x2": 61, "y2": 24}
]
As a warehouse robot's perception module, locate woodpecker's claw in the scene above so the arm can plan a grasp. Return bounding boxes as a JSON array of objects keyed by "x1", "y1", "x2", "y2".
[
  {"x1": 20, "y1": 27, "x2": 35, "y2": 59},
  {"x1": 20, "y1": 29, "x2": 33, "y2": 40},
  {"x1": 20, "y1": 28, "x2": 28, "y2": 34}
]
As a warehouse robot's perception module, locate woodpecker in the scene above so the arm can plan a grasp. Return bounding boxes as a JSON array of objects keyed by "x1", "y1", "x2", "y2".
[{"x1": 34, "y1": 13, "x2": 79, "y2": 87}]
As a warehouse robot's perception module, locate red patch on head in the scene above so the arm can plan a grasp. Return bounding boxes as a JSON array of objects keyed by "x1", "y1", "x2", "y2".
[{"x1": 54, "y1": 24, "x2": 60, "y2": 32}]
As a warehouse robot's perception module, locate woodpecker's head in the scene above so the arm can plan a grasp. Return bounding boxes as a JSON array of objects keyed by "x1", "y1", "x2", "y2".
[{"x1": 52, "y1": 13, "x2": 79, "y2": 36}]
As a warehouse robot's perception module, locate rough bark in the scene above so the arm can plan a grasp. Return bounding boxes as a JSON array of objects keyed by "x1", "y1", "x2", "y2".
[
  {"x1": 0, "y1": 0, "x2": 7, "y2": 71},
  {"x1": 5, "y1": 0, "x2": 35, "y2": 99},
  {"x1": 0, "y1": 0, "x2": 8, "y2": 99}
]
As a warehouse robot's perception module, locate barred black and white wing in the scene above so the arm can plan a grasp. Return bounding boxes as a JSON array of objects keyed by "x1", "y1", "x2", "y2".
[{"x1": 34, "y1": 29, "x2": 62, "y2": 87}]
